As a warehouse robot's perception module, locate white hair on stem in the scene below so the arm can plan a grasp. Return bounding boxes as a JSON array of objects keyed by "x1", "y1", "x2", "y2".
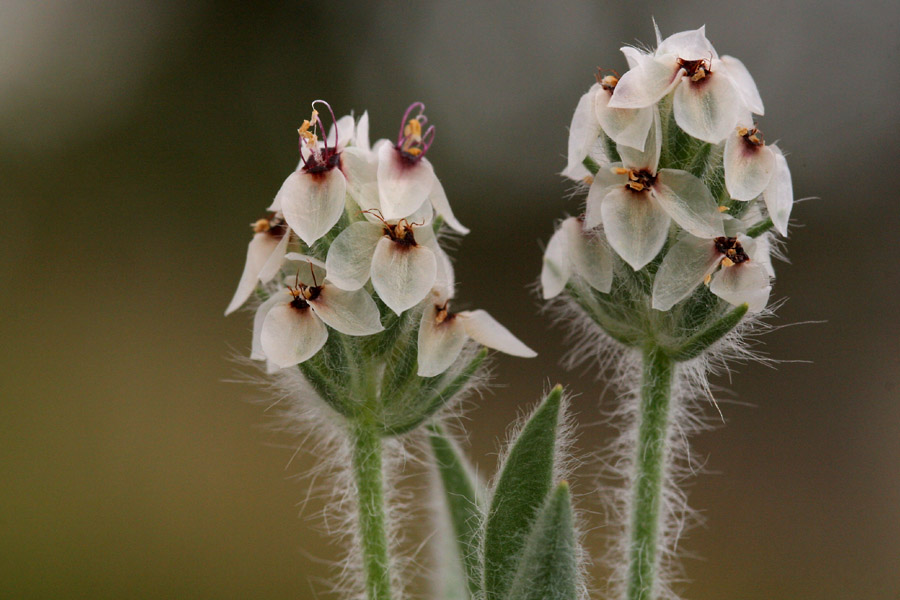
[
  {"x1": 228, "y1": 333, "x2": 493, "y2": 600},
  {"x1": 541, "y1": 280, "x2": 785, "y2": 599}
]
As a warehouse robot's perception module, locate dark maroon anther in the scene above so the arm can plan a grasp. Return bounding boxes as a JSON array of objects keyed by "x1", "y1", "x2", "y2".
[
  {"x1": 714, "y1": 236, "x2": 750, "y2": 264},
  {"x1": 297, "y1": 100, "x2": 342, "y2": 174}
]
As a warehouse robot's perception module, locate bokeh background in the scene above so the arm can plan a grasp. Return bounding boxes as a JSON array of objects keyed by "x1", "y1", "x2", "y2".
[{"x1": 3, "y1": 1, "x2": 898, "y2": 598}]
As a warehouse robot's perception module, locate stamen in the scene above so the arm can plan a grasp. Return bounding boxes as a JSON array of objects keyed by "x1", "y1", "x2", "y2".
[
  {"x1": 396, "y1": 101, "x2": 435, "y2": 160},
  {"x1": 622, "y1": 169, "x2": 656, "y2": 193},
  {"x1": 740, "y1": 125, "x2": 765, "y2": 147},
  {"x1": 714, "y1": 236, "x2": 750, "y2": 266},
  {"x1": 252, "y1": 218, "x2": 271, "y2": 233}
]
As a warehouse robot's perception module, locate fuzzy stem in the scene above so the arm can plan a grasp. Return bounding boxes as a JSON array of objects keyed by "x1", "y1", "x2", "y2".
[
  {"x1": 351, "y1": 424, "x2": 393, "y2": 600},
  {"x1": 626, "y1": 346, "x2": 674, "y2": 600}
]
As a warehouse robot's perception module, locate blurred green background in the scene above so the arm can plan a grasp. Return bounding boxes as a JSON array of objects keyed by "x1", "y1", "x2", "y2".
[{"x1": 2, "y1": 1, "x2": 898, "y2": 598}]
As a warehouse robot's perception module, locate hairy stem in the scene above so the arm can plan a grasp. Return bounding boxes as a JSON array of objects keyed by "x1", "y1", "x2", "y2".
[
  {"x1": 351, "y1": 424, "x2": 393, "y2": 600},
  {"x1": 626, "y1": 346, "x2": 674, "y2": 600}
]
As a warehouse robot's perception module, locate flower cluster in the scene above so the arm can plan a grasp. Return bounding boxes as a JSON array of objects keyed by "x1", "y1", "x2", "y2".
[
  {"x1": 547, "y1": 25, "x2": 793, "y2": 317},
  {"x1": 227, "y1": 101, "x2": 535, "y2": 379}
]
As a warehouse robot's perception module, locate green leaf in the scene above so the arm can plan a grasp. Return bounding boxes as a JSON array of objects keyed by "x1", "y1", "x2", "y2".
[
  {"x1": 746, "y1": 217, "x2": 774, "y2": 238},
  {"x1": 428, "y1": 424, "x2": 485, "y2": 599},
  {"x1": 505, "y1": 482, "x2": 578, "y2": 600},
  {"x1": 665, "y1": 302, "x2": 748, "y2": 362},
  {"x1": 382, "y1": 349, "x2": 487, "y2": 437},
  {"x1": 484, "y1": 385, "x2": 564, "y2": 600},
  {"x1": 581, "y1": 155, "x2": 601, "y2": 175}
]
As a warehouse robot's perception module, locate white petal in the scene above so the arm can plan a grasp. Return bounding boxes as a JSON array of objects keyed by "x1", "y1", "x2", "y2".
[
  {"x1": 327, "y1": 115, "x2": 355, "y2": 150},
  {"x1": 750, "y1": 234, "x2": 776, "y2": 278},
  {"x1": 459, "y1": 310, "x2": 536, "y2": 358},
  {"x1": 420, "y1": 228, "x2": 456, "y2": 299},
  {"x1": 724, "y1": 129, "x2": 775, "y2": 201},
  {"x1": 672, "y1": 70, "x2": 741, "y2": 143},
  {"x1": 371, "y1": 237, "x2": 437, "y2": 314},
  {"x1": 563, "y1": 217, "x2": 613, "y2": 294},
  {"x1": 416, "y1": 304, "x2": 467, "y2": 377},
  {"x1": 709, "y1": 261, "x2": 771, "y2": 313},
  {"x1": 563, "y1": 85, "x2": 602, "y2": 179},
  {"x1": 654, "y1": 169, "x2": 725, "y2": 238},
  {"x1": 258, "y1": 229, "x2": 291, "y2": 283},
  {"x1": 763, "y1": 146, "x2": 793, "y2": 236},
  {"x1": 276, "y1": 168, "x2": 347, "y2": 246},
  {"x1": 720, "y1": 55, "x2": 764, "y2": 115},
  {"x1": 377, "y1": 143, "x2": 435, "y2": 221},
  {"x1": 428, "y1": 178, "x2": 469, "y2": 234},
  {"x1": 283, "y1": 252, "x2": 326, "y2": 270},
  {"x1": 251, "y1": 291, "x2": 290, "y2": 361},
  {"x1": 600, "y1": 186, "x2": 670, "y2": 270},
  {"x1": 595, "y1": 88, "x2": 654, "y2": 151},
  {"x1": 309, "y1": 285, "x2": 383, "y2": 336},
  {"x1": 721, "y1": 214, "x2": 742, "y2": 238},
  {"x1": 621, "y1": 46, "x2": 645, "y2": 69},
  {"x1": 652, "y1": 234, "x2": 722, "y2": 311},
  {"x1": 540, "y1": 223, "x2": 571, "y2": 299},
  {"x1": 584, "y1": 161, "x2": 627, "y2": 230},
  {"x1": 324, "y1": 221, "x2": 383, "y2": 290},
  {"x1": 283, "y1": 252, "x2": 327, "y2": 287},
  {"x1": 656, "y1": 26, "x2": 717, "y2": 60},
  {"x1": 608, "y1": 53, "x2": 680, "y2": 109},
  {"x1": 225, "y1": 232, "x2": 282, "y2": 316},
  {"x1": 341, "y1": 146, "x2": 380, "y2": 213},
  {"x1": 356, "y1": 111, "x2": 370, "y2": 151},
  {"x1": 260, "y1": 302, "x2": 329, "y2": 368},
  {"x1": 618, "y1": 107, "x2": 661, "y2": 172}
]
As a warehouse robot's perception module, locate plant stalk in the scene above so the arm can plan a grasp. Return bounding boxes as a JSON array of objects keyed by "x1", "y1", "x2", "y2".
[
  {"x1": 351, "y1": 424, "x2": 393, "y2": 600},
  {"x1": 626, "y1": 346, "x2": 674, "y2": 600}
]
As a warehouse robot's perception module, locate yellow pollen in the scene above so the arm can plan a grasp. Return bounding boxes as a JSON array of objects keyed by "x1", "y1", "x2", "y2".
[
  {"x1": 718, "y1": 206, "x2": 729, "y2": 212},
  {"x1": 690, "y1": 68, "x2": 707, "y2": 82},
  {"x1": 612, "y1": 167, "x2": 629, "y2": 175},
  {"x1": 435, "y1": 305, "x2": 449, "y2": 324},
  {"x1": 252, "y1": 218, "x2": 271, "y2": 233},
  {"x1": 737, "y1": 127, "x2": 749, "y2": 137},
  {"x1": 704, "y1": 273, "x2": 712, "y2": 286},
  {"x1": 721, "y1": 257, "x2": 735, "y2": 268},
  {"x1": 601, "y1": 75, "x2": 618, "y2": 88},
  {"x1": 298, "y1": 109, "x2": 320, "y2": 145},
  {"x1": 404, "y1": 147, "x2": 422, "y2": 156},
  {"x1": 626, "y1": 181, "x2": 645, "y2": 191},
  {"x1": 404, "y1": 118, "x2": 422, "y2": 140},
  {"x1": 301, "y1": 287, "x2": 315, "y2": 300},
  {"x1": 582, "y1": 175, "x2": 594, "y2": 185}
]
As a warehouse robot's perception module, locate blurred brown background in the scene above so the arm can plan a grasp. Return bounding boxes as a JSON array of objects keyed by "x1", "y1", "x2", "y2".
[{"x1": 2, "y1": 1, "x2": 898, "y2": 598}]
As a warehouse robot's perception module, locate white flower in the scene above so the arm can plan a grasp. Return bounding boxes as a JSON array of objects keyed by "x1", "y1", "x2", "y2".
[
  {"x1": 417, "y1": 292, "x2": 537, "y2": 377},
  {"x1": 225, "y1": 215, "x2": 291, "y2": 315},
  {"x1": 325, "y1": 203, "x2": 454, "y2": 315},
  {"x1": 251, "y1": 255, "x2": 383, "y2": 369},
  {"x1": 584, "y1": 111, "x2": 724, "y2": 270},
  {"x1": 608, "y1": 26, "x2": 764, "y2": 143},
  {"x1": 541, "y1": 216, "x2": 614, "y2": 299},
  {"x1": 562, "y1": 84, "x2": 608, "y2": 182},
  {"x1": 367, "y1": 102, "x2": 469, "y2": 234},
  {"x1": 723, "y1": 122, "x2": 793, "y2": 236},
  {"x1": 268, "y1": 102, "x2": 349, "y2": 247},
  {"x1": 651, "y1": 230, "x2": 772, "y2": 313}
]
